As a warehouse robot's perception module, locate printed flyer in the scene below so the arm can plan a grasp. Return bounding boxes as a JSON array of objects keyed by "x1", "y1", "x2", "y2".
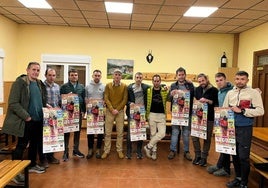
[
  {"x1": 214, "y1": 107, "x2": 236, "y2": 155},
  {"x1": 61, "y1": 93, "x2": 80, "y2": 133},
  {"x1": 191, "y1": 101, "x2": 208, "y2": 139},
  {"x1": 86, "y1": 98, "x2": 105, "y2": 134},
  {"x1": 171, "y1": 90, "x2": 190, "y2": 126},
  {"x1": 129, "y1": 104, "x2": 147, "y2": 141},
  {"x1": 43, "y1": 107, "x2": 64, "y2": 153}
]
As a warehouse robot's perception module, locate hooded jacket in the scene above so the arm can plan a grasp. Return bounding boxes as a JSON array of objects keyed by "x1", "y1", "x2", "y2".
[{"x1": 2, "y1": 74, "x2": 47, "y2": 137}]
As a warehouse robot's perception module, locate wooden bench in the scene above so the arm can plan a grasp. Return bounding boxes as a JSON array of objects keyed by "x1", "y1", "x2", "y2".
[
  {"x1": 0, "y1": 160, "x2": 31, "y2": 188},
  {"x1": 250, "y1": 151, "x2": 268, "y2": 188}
]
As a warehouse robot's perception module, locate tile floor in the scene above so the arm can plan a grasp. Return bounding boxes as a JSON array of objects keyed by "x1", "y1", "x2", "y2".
[{"x1": 4, "y1": 130, "x2": 266, "y2": 188}]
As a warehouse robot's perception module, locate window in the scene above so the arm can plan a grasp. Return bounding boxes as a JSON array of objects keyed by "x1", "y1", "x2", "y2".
[{"x1": 41, "y1": 54, "x2": 91, "y2": 86}]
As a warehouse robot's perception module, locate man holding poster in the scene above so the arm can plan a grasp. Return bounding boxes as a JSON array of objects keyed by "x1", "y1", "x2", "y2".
[
  {"x1": 192, "y1": 73, "x2": 218, "y2": 167},
  {"x1": 60, "y1": 69, "x2": 86, "y2": 161},
  {"x1": 85, "y1": 69, "x2": 105, "y2": 159},
  {"x1": 223, "y1": 71, "x2": 264, "y2": 188},
  {"x1": 126, "y1": 72, "x2": 149, "y2": 159},
  {"x1": 167, "y1": 67, "x2": 194, "y2": 161}
]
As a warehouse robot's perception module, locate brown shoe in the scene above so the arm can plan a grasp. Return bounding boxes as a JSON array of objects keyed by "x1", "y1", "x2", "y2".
[
  {"x1": 168, "y1": 151, "x2": 175, "y2": 160},
  {"x1": 117, "y1": 151, "x2": 124, "y2": 159},
  {"x1": 184, "y1": 151, "x2": 192, "y2": 161}
]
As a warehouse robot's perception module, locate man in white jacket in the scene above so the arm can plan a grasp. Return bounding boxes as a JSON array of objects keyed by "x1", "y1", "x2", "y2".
[{"x1": 223, "y1": 71, "x2": 264, "y2": 188}]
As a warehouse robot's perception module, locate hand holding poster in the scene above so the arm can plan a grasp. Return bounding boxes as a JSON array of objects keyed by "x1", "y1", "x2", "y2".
[
  {"x1": 61, "y1": 93, "x2": 80, "y2": 133},
  {"x1": 43, "y1": 107, "x2": 64, "y2": 153},
  {"x1": 86, "y1": 98, "x2": 105, "y2": 134},
  {"x1": 129, "y1": 104, "x2": 147, "y2": 141},
  {"x1": 214, "y1": 107, "x2": 236, "y2": 155},
  {"x1": 191, "y1": 100, "x2": 208, "y2": 139},
  {"x1": 171, "y1": 90, "x2": 190, "y2": 126}
]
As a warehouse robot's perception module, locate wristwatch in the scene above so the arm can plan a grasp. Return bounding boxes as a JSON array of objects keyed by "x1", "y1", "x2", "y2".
[{"x1": 241, "y1": 109, "x2": 246, "y2": 115}]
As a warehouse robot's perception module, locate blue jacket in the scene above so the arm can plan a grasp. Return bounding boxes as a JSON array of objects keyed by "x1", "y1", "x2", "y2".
[{"x1": 218, "y1": 82, "x2": 233, "y2": 107}]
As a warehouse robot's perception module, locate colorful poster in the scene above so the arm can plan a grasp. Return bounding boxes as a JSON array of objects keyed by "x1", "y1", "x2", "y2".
[
  {"x1": 191, "y1": 101, "x2": 208, "y2": 139},
  {"x1": 43, "y1": 107, "x2": 65, "y2": 153},
  {"x1": 214, "y1": 107, "x2": 236, "y2": 155},
  {"x1": 129, "y1": 104, "x2": 147, "y2": 141},
  {"x1": 171, "y1": 90, "x2": 190, "y2": 126},
  {"x1": 86, "y1": 99, "x2": 105, "y2": 134},
  {"x1": 61, "y1": 93, "x2": 80, "y2": 133}
]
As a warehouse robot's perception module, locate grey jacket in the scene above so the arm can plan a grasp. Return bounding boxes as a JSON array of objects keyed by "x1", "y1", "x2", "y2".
[{"x1": 2, "y1": 74, "x2": 47, "y2": 137}]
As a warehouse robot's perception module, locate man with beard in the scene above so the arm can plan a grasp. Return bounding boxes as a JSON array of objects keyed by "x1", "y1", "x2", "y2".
[
  {"x1": 192, "y1": 73, "x2": 218, "y2": 167},
  {"x1": 167, "y1": 67, "x2": 194, "y2": 161}
]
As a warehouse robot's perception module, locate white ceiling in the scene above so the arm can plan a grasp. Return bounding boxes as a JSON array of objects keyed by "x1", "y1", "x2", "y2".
[{"x1": 1, "y1": 0, "x2": 268, "y2": 33}]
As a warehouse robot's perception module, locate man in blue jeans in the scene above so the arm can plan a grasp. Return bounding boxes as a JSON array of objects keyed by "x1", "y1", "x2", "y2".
[{"x1": 167, "y1": 67, "x2": 194, "y2": 161}]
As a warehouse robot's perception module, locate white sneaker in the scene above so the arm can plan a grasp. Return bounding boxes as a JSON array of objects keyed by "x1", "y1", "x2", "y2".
[
  {"x1": 12, "y1": 174, "x2": 25, "y2": 185},
  {"x1": 143, "y1": 145, "x2": 152, "y2": 158},
  {"x1": 151, "y1": 151, "x2": 157, "y2": 160},
  {"x1": 29, "y1": 164, "x2": 45, "y2": 174}
]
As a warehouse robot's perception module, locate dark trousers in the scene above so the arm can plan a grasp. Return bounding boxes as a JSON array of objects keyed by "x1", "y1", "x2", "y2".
[
  {"x1": 13, "y1": 120, "x2": 43, "y2": 167},
  {"x1": 192, "y1": 121, "x2": 214, "y2": 158},
  {"x1": 126, "y1": 120, "x2": 143, "y2": 155},
  {"x1": 64, "y1": 113, "x2": 82, "y2": 153},
  {"x1": 217, "y1": 153, "x2": 231, "y2": 174},
  {"x1": 87, "y1": 134, "x2": 103, "y2": 149},
  {"x1": 232, "y1": 126, "x2": 252, "y2": 186}
]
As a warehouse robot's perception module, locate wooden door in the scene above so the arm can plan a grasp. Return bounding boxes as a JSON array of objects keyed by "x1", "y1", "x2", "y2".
[{"x1": 252, "y1": 49, "x2": 268, "y2": 127}]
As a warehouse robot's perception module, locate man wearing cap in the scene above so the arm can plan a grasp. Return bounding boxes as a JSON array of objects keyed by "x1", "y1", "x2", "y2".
[{"x1": 101, "y1": 68, "x2": 128, "y2": 159}]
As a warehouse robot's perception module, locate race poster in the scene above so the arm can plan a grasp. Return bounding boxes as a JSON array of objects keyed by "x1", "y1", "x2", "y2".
[
  {"x1": 214, "y1": 107, "x2": 236, "y2": 155},
  {"x1": 86, "y1": 98, "x2": 105, "y2": 134},
  {"x1": 129, "y1": 104, "x2": 147, "y2": 141},
  {"x1": 191, "y1": 101, "x2": 208, "y2": 139},
  {"x1": 61, "y1": 93, "x2": 80, "y2": 133},
  {"x1": 43, "y1": 107, "x2": 64, "y2": 153},
  {"x1": 171, "y1": 90, "x2": 190, "y2": 126}
]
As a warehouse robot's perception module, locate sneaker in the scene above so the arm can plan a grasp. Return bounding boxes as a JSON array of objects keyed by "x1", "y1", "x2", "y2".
[
  {"x1": 40, "y1": 160, "x2": 49, "y2": 168},
  {"x1": 12, "y1": 174, "x2": 25, "y2": 185},
  {"x1": 239, "y1": 185, "x2": 248, "y2": 188},
  {"x1": 73, "y1": 150, "x2": 85, "y2": 158},
  {"x1": 101, "y1": 152, "x2": 109, "y2": 159},
  {"x1": 207, "y1": 165, "x2": 219, "y2": 174},
  {"x1": 143, "y1": 145, "x2": 152, "y2": 158},
  {"x1": 226, "y1": 178, "x2": 241, "y2": 188},
  {"x1": 86, "y1": 149, "x2": 93, "y2": 159},
  {"x1": 95, "y1": 149, "x2": 101, "y2": 159},
  {"x1": 151, "y1": 151, "x2": 157, "y2": 160},
  {"x1": 126, "y1": 153, "x2": 132, "y2": 159},
  {"x1": 213, "y1": 168, "x2": 230, "y2": 177},
  {"x1": 137, "y1": 153, "x2": 143, "y2": 159},
  {"x1": 47, "y1": 156, "x2": 60, "y2": 164},
  {"x1": 62, "y1": 152, "x2": 69, "y2": 162},
  {"x1": 168, "y1": 151, "x2": 175, "y2": 160},
  {"x1": 118, "y1": 151, "x2": 124, "y2": 159},
  {"x1": 199, "y1": 158, "x2": 207, "y2": 167},
  {"x1": 29, "y1": 165, "x2": 45, "y2": 174},
  {"x1": 192, "y1": 156, "x2": 201, "y2": 165},
  {"x1": 184, "y1": 151, "x2": 192, "y2": 161}
]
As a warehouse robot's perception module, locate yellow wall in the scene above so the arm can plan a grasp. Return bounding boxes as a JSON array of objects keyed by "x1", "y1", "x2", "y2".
[
  {"x1": 0, "y1": 16, "x2": 18, "y2": 80},
  {"x1": 15, "y1": 24, "x2": 234, "y2": 85},
  {"x1": 1, "y1": 14, "x2": 235, "y2": 86},
  {"x1": 238, "y1": 22, "x2": 268, "y2": 84}
]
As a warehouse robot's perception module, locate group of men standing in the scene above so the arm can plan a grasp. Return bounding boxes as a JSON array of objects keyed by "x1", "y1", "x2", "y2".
[{"x1": 2, "y1": 62, "x2": 264, "y2": 188}]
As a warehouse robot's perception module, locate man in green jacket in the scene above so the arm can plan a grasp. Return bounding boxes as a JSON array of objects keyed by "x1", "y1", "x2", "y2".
[
  {"x1": 2, "y1": 62, "x2": 47, "y2": 178},
  {"x1": 144, "y1": 74, "x2": 168, "y2": 161},
  {"x1": 60, "y1": 69, "x2": 86, "y2": 161}
]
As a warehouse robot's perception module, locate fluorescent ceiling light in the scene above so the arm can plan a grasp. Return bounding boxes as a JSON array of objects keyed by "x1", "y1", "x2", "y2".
[
  {"x1": 184, "y1": 6, "x2": 218, "y2": 17},
  {"x1": 105, "y1": 2, "x2": 133, "y2": 14},
  {"x1": 18, "y1": 0, "x2": 52, "y2": 9}
]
